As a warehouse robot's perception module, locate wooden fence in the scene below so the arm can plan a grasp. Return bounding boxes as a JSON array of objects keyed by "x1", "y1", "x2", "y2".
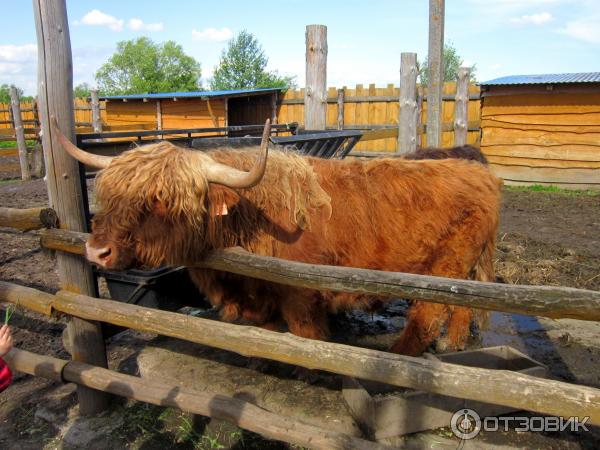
[
  {"x1": 277, "y1": 81, "x2": 481, "y2": 152},
  {"x1": 0, "y1": 219, "x2": 599, "y2": 447}
]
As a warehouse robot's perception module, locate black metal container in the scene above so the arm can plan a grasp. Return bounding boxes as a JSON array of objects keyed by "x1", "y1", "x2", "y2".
[{"x1": 96, "y1": 266, "x2": 205, "y2": 311}]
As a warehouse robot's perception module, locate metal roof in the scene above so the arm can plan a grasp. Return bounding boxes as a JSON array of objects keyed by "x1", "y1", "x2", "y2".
[
  {"x1": 99, "y1": 87, "x2": 285, "y2": 101},
  {"x1": 480, "y1": 72, "x2": 600, "y2": 86}
]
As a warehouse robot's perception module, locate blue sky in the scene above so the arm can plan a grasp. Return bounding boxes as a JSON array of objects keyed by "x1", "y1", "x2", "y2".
[{"x1": 2, "y1": 0, "x2": 599, "y2": 95}]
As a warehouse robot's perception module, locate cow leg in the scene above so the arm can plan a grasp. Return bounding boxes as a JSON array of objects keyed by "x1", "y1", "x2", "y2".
[
  {"x1": 280, "y1": 290, "x2": 329, "y2": 340},
  {"x1": 390, "y1": 301, "x2": 449, "y2": 356},
  {"x1": 438, "y1": 306, "x2": 473, "y2": 352},
  {"x1": 391, "y1": 213, "x2": 491, "y2": 356}
]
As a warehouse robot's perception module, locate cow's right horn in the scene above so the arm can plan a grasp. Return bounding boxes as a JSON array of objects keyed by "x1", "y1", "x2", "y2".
[
  {"x1": 51, "y1": 116, "x2": 113, "y2": 169},
  {"x1": 204, "y1": 119, "x2": 271, "y2": 189}
]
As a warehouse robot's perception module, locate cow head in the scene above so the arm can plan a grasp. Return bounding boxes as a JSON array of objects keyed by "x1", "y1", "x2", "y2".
[{"x1": 51, "y1": 117, "x2": 271, "y2": 270}]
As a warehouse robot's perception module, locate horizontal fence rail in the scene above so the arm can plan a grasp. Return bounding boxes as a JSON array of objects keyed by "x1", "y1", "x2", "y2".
[
  {"x1": 39, "y1": 228, "x2": 600, "y2": 322},
  {"x1": 5, "y1": 348, "x2": 386, "y2": 450},
  {"x1": 1, "y1": 280, "x2": 599, "y2": 425}
]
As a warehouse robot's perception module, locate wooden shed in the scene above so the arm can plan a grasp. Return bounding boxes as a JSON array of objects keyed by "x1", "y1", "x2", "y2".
[
  {"x1": 100, "y1": 88, "x2": 282, "y2": 131},
  {"x1": 480, "y1": 73, "x2": 600, "y2": 190}
]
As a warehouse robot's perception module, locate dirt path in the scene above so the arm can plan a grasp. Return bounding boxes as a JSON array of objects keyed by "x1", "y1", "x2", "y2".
[{"x1": 0, "y1": 179, "x2": 599, "y2": 448}]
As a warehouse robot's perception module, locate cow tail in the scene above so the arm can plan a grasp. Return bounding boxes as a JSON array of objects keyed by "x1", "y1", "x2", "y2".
[{"x1": 471, "y1": 237, "x2": 496, "y2": 329}]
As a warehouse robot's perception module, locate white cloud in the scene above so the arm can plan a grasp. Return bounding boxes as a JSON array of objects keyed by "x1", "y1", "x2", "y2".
[
  {"x1": 0, "y1": 44, "x2": 38, "y2": 95},
  {"x1": 0, "y1": 44, "x2": 37, "y2": 63},
  {"x1": 509, "y1": 11, "x2": 554, "y2": 25},
  {"x1": 77, "y1": 9, "x2": 124, "y2": 31},
  {"x1": 192, "y1": 27, "x2": 233, "y2": 42},
  {"x1": 490, "y1": 63, "x2": 503, "y2": 71},
  {"x1": 558, "y1": 16, "x2": 600, "y2": 43},
  {"x1": 128, "y1": 18, "x2": 164, "y2": 32}
]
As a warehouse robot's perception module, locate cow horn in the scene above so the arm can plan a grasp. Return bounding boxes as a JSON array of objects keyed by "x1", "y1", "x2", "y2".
[
  {"x1": 204, "y1": 118, "x2": 271, "y2": 189},
  {"x1": 50, "y1": 116, "x2": 113, "y2": 169}
]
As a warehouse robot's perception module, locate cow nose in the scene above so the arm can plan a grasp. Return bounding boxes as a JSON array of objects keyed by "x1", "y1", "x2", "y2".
[{"x1": 86, "y1": 242, "x2": 113, "y2": 267}]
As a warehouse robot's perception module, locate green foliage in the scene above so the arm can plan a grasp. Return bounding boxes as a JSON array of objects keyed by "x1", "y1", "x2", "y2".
[
  {"x1": 73, "y1": 82, "x2": 93, "y2": 99},
  {"x1": 0, "y1": 84, "x2": 33, "y2": 103},
  {"x1": 504, "y1": 184, "x2": 599, "y2": 196},
  {"x1": 95, "y1": 37, "x2": 201, "y2": 95},
  {"x1": 210, "y1": 30, "x2": 295, "y2": 90},
  {"x1": 418, "y1": 43, "x2": 477, "y2": 85}
]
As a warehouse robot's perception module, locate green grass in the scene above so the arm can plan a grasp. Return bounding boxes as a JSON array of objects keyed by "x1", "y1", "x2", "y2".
[
  {"x1": 0, "y1": 140, "x2": 36, "y2": 148},
  {"x1": 504, "y1": 184, "x2": 599, "y2": 196}
]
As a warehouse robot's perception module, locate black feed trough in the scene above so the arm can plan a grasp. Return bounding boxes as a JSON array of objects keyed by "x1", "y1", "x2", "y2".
[{"x1": 79, "y1": 124, "x2": 363, "y2": 312}]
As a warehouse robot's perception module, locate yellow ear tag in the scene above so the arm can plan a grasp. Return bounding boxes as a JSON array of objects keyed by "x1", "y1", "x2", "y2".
[{"x1": 216, "y1": 202, "x2": 228, "y2": 216}]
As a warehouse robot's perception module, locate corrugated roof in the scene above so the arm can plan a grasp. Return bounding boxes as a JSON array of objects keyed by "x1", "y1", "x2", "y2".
[
  {"x1": 480, "y1": 72, "x2": 600, "y2": 86},
  {"x1": 99, "y1": 87, "x2": 285, "y2": 101}
]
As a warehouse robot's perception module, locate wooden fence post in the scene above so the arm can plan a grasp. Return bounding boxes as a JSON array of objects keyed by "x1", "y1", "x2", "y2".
[
  {"x1": 305, "y1": 24, "x2": 327, "y2": 130},
  {"x1": 90, "y1": 90, "x2": 102, "y2": 133},
  {"x1": 9, "y1": 87, "x2": 31, "y2": 180},
  {"x1": 398, "y1": 53, "x2": 418, "y2": 154},
  {"x1": 156, "y1": 100, "x2": 162, "y2": 131},
  {"x1": 33, "y1": 0, "x2": 110, "y2": 415},
  {"x1": 426, "y1": 0, "x2": 445, "y2": 147},
  {"x1": 337, "y1": 88, "x2": 345, "y2": 130},
  {"x1": 454, "y1": 67, "x2": 470, "y2": 146}
]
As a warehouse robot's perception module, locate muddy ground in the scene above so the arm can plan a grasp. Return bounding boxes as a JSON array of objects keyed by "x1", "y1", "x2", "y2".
[{"x1": 0, "y1": 178, "x2": 599, "y2": 449}]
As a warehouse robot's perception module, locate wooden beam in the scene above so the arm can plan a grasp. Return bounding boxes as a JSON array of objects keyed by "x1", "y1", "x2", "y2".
[
  {"x1": 398, "y1": 53, "x2": 418, "y2": 154},
  {"x1": 2, "y1": 281, "x2": 600, "y2": 425},
  {"x1": 5, "y1": 348, "x2": 388, "y2": 450},
  {"x1": 205, "y1": 98, "x2": 219, "y2": 128},
  {"x1": 305, "y1": 25, "x2": 328, "y2": 130},
  {"x1": 156, "y1": 100, "x2": 162, "y2": 131},
  {"x1": 426, "y1": 0, "x2": 445, "y2": 147},
  {"x1": 280, "y1": 93, "x2": 481, "y2": 105},
  {"x1": 0, "y1": 206, "x2": 58, "y2": 231},
  {"x1": 33, "y1": 0, "x2": 110, "y2": 415},
  {"x1": 337, "y1": 88, "x2": 345, "y2": 130},
  {"x1": 39, "y1": 230, "x2": 600, "y2": 322},
  {"x1": 9, "y1": 86, "x2": 31, "y2": 180},
  {"x1": 454, "y1": 67, "x2": 470, "y2": 146},
  {"x1": 90, "y1": 90, "x2": 102, "y2": 133}
]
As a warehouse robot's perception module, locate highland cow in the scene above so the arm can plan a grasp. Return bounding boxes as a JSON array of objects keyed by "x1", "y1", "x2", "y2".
[{"x1": 53, "y1": 119, "x2": 501, "y2": 356}]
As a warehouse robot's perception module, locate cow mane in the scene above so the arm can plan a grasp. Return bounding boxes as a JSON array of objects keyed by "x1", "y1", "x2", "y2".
[{"x1": 94, "y1": 141, "x2": 331, "y2": 266}]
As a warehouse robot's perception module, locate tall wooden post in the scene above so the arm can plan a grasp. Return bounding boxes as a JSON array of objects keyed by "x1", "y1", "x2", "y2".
[
  {"x1": 90, "y1": 90, "x2": 102, "y2": 133},
  {"x1": 305, "y1": 24, "x2": 327, "y2": 130},
  {"x1": 33, "y1": 0, "x2": 110, "y2": 415},
  {"x1": 337, "y1": 88, "x2": 345, "y2": 130},
  {"x1": 427, "y1": 0, "x2": 445, "y2": 147},
  {"x1": 454, "y1": 67, "x2": 470, "y2": 146},
  {"x1": 9, "y1": 87, "x2": 31, "y2": 180},
  {"x1": 398, "y1": 53, "x2": 418, "y2": 154}
]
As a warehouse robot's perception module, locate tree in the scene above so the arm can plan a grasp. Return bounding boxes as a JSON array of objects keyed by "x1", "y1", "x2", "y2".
[
  {"x1": 418, "y1": 43, "x2": 476, "y2": 85},
  {"x1": 73, "y1": 82, "x2": 93, "y2": 98},
  {"x1": 210, "y1": 30, "x2": 295, "y2": 90},
  {"x1": 95, "y1": 37, "x2": 201, "y2": 95},
  {"x1": 0, "y1": 84, "x2": 33, "y2": 103}
]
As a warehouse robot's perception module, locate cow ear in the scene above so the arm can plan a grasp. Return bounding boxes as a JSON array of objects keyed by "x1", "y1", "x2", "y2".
[{"x1": 152, "y1": 198, "x2": 169, "y2": 217}]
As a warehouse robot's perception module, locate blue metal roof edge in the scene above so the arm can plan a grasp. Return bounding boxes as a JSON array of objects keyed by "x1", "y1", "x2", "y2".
[
  {"x1": 100, "y1": 87, "x2": 286, "y2": 101},
  {"x1": 480, "y1": 72, "x2": 600, "y2": 86}
]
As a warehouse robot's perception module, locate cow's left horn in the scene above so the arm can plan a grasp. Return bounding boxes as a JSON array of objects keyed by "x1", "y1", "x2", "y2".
[
  {"x1": 50, "y1": 116, "x2": 113, "y2": 169},
  {"x1": 204, "y1": 118, "x2": 271, "y2": 189}
]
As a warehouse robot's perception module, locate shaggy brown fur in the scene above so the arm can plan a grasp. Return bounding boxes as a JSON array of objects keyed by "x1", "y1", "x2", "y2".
[
  {"x1": 90, "y1": 141, "x2": 502, "y2": 356},
  {"x1": 403, "y1": 145, "x2": 488, "y2": 165}
]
